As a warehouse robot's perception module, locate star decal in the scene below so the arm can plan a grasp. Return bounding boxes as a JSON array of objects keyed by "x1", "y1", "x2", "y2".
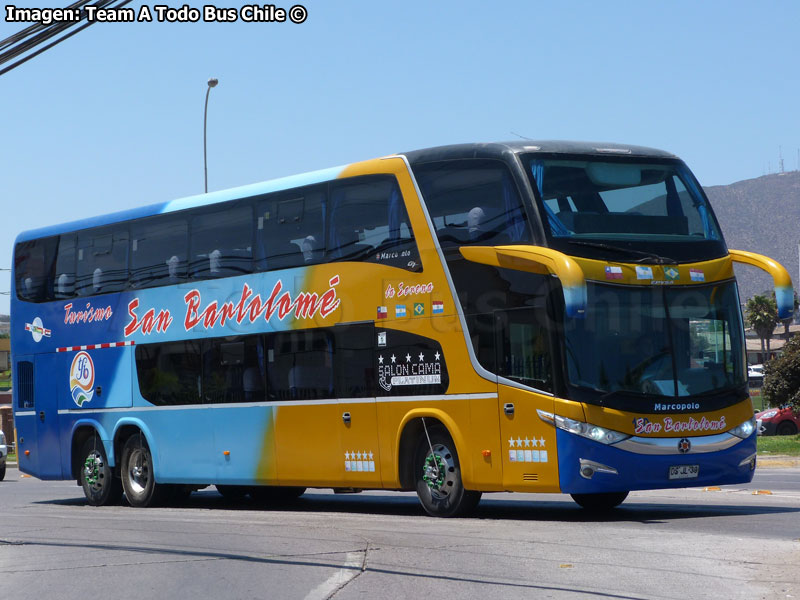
[
  {"x1": 390, "y1": 354, "x2": 396, "y2": 363},
  {"x1": 378, "y1": 355, "x2": 384, "y2": 364},
  {"x1": 418, "y1": 352, "x2": 425, "y2": 361},
  {"x1": 434, "y1": 351, "x2": 441, "y2": 360}
]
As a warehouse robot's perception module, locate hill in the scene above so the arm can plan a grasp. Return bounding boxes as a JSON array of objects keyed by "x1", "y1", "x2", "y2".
[{"x1": 704, "y1": 170, "x2": 800, "y2": 307}]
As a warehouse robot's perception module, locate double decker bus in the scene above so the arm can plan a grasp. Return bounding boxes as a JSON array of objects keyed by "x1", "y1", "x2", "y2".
[{"x1": 11, "y1": 141, "x2": 793, "y2": 515}]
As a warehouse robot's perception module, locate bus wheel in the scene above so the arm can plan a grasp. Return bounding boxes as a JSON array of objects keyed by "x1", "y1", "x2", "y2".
[
  {"x1": 121, "y1": 434, "x2": 164, "y2": 507},
  {"x1": 414, "y1": 426, "x2": 481, "y2": 517},
  {"x1": 79, "y1": 436, "x2": 122, "y2": 506},
  {"x1": 570, "y1": 491, "x2": 629, "y2": 511}
]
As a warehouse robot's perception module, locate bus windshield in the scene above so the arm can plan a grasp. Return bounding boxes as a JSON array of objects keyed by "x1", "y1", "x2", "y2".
[
  {"x1": 523, "y1": 154, "x2": 726, "y2": 263},
  {"x1": 563, "y1": 281, "x2": 746, "y2": 405}
]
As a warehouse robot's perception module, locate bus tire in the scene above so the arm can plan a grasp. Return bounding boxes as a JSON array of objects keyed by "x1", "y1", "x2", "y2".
[
  {"x1": 121, "y1": 434, "x2": 165, "y2": 507},
  {"x1": 413, "y1": 426, "x2": 481, "y2": 517},
  {"x1": 79, "y1": 435, "x2": 122, "y2": 506},
  {"x1": 570, "y1": 491, "x2": 629, "y2": 511}
]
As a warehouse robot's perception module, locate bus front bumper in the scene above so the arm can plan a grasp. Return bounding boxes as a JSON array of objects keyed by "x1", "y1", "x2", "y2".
[{"x1": 556, "y1": 429, "x2": 757, "y2": 494}]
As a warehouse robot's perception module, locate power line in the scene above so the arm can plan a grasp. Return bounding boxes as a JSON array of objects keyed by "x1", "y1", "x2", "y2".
[{"x1": 0, "y1": 0, "x2": 133, "y2": 77}]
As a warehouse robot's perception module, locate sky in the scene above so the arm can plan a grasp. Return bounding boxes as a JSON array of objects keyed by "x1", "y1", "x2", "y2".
[{"x1": 2, "y1": 0, "x2": 800, "y2": 314}]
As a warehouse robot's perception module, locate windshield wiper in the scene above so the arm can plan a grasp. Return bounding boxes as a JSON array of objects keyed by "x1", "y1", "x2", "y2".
[{"x1": 565, "y1": 240, "x2": 678, "y2": 264}]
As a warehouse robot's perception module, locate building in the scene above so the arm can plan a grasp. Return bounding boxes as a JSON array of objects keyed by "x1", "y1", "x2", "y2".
[
  {"x1": 745, "y1": 323, "x2": 800, "y2": 365},
  {"x1": 0, "y1": 337, "x2": 9, "y2": 372}
]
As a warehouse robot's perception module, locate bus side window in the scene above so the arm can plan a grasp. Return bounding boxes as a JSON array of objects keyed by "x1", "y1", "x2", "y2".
[
  {"x1": 14, "y1": 236, "x2": 58, "y2": 302},
  {"x1": 268, "y1": 330, "x2": 333, "y2": 400},
  {"x1": 136, "y1": 341, "x2": 202, "y2": 405},
  {"x1": 190, "y1": 203, "x2": 253, "y2": 279},
  {"x1": 413, "y1": 159, "x2": 530, "y2": 248},
  {"x1": 75, "y1": 228, "x2": 129, "y2": 296},
  {"x1": 200, "y1": 337, "x2": 265, "y2": 404},
  {"x1": 256, "y1": 187, "x2": 326, "y2": 272},
  {"x1": 54, "y1": 234, "x2": 76, "y2": 299},
  {"x1": 130, "y1": 217, "x2": 188, "y2": 288},
  {"x1": 494, "y1": 306, "x2": 554, "y2": 393},
  {"x1": 333, "y1": 324, "x2": 375, "y2": 398},
  {"x1": 328, "y1": 177, "x2": 420, "y2": 271}
]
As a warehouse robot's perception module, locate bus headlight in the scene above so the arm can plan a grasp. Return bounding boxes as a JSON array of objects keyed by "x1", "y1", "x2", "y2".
[
  {"x1": 729, "y1": 417, "x2": 757, "y2": 439},
  {"x1": 538, "y1": 411, "x2": 630, "y2": 445}
]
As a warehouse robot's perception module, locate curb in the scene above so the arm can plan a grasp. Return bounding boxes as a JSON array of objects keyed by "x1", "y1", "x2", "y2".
[{"x1": 757, "y1": 454, "x2": 800, "y2": 468}]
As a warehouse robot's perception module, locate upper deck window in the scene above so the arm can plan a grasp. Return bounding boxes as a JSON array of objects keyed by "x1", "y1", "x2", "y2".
[
  {"x1": 190, "y1": 204, "x2": 253, "y2": 278},
  {"x1": 413, "y1": 159, "x2": 531, "y2": 248},
  {"x1": 76, "y1": 227, "x2": 128, "y2": 296},
  {"x1": 256, "y1": 186, "x2": 326, "y2": 271},
  {"x1": 524, "y1": 155, "x2": 726, "y2": 262},
  {"x1": 14, "y1": 176, "x2": 421, "y2": 303},
  {"x1": 131, "y1": 217, "x2": 188, "y2": 288},
  {"x1": 328, "y1": 177, "x2": 420, "y2": 271},
  {"x1": 14, "y1": 237, "x2": 57, "y2": 302}
]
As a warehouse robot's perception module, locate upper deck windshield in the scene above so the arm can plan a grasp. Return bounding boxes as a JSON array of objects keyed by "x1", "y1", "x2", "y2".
[
  {"x1": 564, "y1": 281, "x2": 747, "y2": 411},
  {"x1": 522, "y1": 154, "x2": 727, "y2": 263}
]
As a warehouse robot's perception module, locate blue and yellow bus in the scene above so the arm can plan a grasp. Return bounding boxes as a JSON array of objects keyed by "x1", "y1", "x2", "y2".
[{"x1": 11, "y1": 141, "x2": 793, "y2": 515}]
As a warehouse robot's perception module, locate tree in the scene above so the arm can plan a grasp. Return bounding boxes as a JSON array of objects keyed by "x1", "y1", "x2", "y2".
[
  {"x1": 745, "y1": 294, "x2": 779, "y2": 354},
  {"x1": 773, "y1": 290, "x2": 800, "y2": 339},
  {"x1": 763, "y1": 334, "x2": 800, "y2": 411}
]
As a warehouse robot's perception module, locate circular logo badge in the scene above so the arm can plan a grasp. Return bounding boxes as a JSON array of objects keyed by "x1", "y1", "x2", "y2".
[
  {"x1": 678, "y1": 438, "x2": 691, "y2": 454},
  {"x1": 32, "y1": 317, "x2": 44, "y2": 342},
  {"x1": 70, "y1": 351, "x2": 95, "y2": 407}
]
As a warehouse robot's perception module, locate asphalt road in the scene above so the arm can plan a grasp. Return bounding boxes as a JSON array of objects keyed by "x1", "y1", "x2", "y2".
[{"x1": 1, "y1": 465, "x2": 799, "y2": 600}]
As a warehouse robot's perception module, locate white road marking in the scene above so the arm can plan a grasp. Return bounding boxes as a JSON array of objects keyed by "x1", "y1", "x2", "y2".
[{"x1": 304, "y1": 551, "x2": 363, "y2": 600}]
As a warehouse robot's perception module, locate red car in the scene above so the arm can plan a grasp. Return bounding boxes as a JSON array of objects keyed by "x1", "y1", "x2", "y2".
[{"x1": 756, "y1": 406, "x2": 800, "y2": 436}]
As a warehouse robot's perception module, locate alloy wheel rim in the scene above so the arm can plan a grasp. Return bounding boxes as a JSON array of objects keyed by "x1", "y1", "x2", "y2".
[
  {"x1": 127, "y1": 448, "x2": 149, "y2": 495},
  {"x1": 422, "y1": 443, "x2": 456, "y2": 499}
]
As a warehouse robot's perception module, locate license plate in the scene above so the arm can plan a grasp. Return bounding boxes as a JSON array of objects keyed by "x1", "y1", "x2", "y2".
[{"x1": 669, "y1": 465, "x2": 699, "y2": 480}]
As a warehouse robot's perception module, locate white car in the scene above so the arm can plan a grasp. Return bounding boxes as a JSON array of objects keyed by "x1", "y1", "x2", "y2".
[
  {"x1": 748, "y1": 364, "x2": 764, "y2": 379},
  {"x1": 0, "y1": 429, "x2": 7, "y2": 481}
]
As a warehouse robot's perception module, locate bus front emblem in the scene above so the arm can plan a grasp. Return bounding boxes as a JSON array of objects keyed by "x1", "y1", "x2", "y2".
[{"x1": 678, "y1": 438, "x2": 691, "y2": 454}]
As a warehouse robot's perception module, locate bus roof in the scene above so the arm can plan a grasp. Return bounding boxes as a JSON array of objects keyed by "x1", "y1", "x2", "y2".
[
  {"x1": 15, "y1": 140, "x2": 678, "y2": 245},
  {"x1": 402, "y1": 140, "x2": 678, "y2": 165},
  {"x1": 14, "y1": 164, "x2": 347, "y2": 244}
]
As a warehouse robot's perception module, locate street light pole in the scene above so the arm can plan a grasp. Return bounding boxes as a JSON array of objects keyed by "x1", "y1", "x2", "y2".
[{"x1": 204, "y1": 77, "x2": 219, "y2": 193}]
